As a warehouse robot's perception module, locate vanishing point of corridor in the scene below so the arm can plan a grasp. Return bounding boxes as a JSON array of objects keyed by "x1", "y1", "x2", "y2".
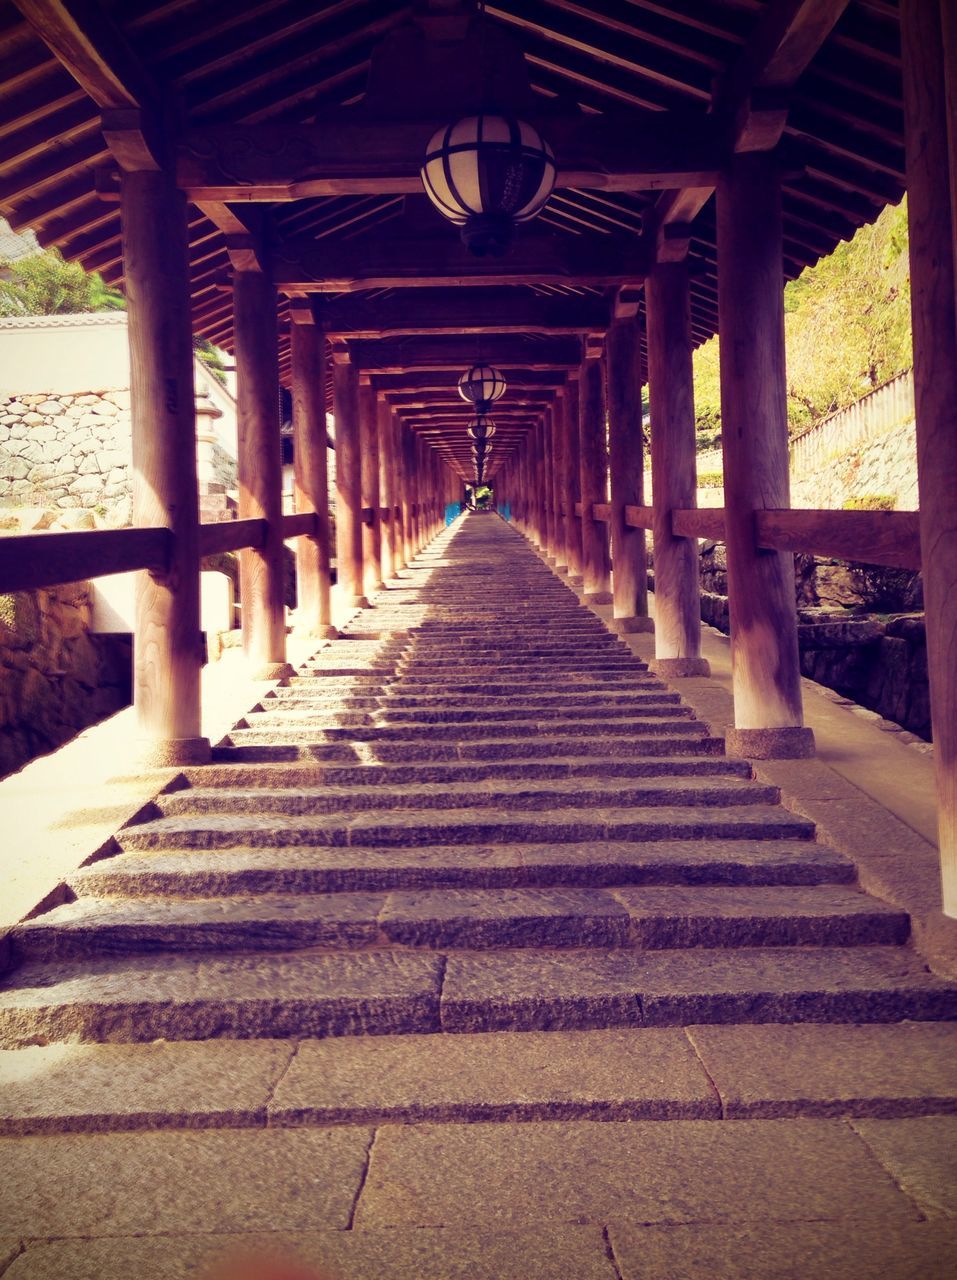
[{"x1": 1, "y1": 514, "x2": 956, "y2": 1277}]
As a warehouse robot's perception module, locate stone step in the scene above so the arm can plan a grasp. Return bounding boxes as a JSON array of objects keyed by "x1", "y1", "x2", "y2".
[
  {"x1": 68, "y1": 838, "x2": 856, "y2": 899},
  {"x1": 382, "y1": 671, "x2": 647, "y2": 687},
  {"x1": 13, "y1": 884, "x2": 907, "y2": 963},
  {"x1": 116, "y1": 803, "x2": 815, "y2": 852},
  {"x1": 2, "y1": 944, "x2": 954, "y2": 1048},
  {"x1": 217, "y1": 730, "x2": 720, "y2": 761},
  {"x1": 155, "y1": 777, "x2": 779, "y2": 818},
  {"x1": 372, "y1": 702, "x2": 686, "y2": 726},
  {"x1": 179, "y1": 755, "x2": 753, "y2": 790},
  {"x1": 234, "y1": 713, "x2": 702, "y2": 742},
  {"x1": 9, "y1": 1022, "x2": 957, "y2": 1135}
]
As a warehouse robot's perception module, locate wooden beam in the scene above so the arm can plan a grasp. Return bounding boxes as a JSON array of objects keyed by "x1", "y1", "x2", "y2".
[
  {"x1": 272, "y1": 228, "x2": 647, "y2": 293},
  {"x1": 316, "y1": 291, "x2": 611, "y2": 337},
  {"x1": 756, "y1": 509, "x2": 921, "y2": 570},
  {"x1": 0, "y1": 527, "x2": 170, "y2": 592},
  {"x1": 11, "y1": 0, "x2": 165, "y2": 169},
  {"x1": 652, "y1": 0, "x2": 851, "y2": 254},
  {"x1": 348, "y1": 335, "x2": 585, "y2": 371},
  {"x1": 177, "y1": 114, "x2": 723, "y2": 201}
]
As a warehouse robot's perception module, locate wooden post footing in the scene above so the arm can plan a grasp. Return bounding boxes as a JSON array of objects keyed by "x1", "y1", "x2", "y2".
[
  {"x1": 649, "y1": 656, "x2": 710, "y2": 678},
  {"x1": 139, "y1": 736, "x2": 212, "y2": 767}
]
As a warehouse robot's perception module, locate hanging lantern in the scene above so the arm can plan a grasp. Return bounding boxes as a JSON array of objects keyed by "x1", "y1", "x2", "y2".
[
  {"x1": 467, "y1": 416, "x2": 497, "y2": 441},
  {"x1": 458, "y1": 365, "x2": 506, "y2": 411},
  {"x1": 421, "y1": 114, "x2": 556, "y2": 257}
]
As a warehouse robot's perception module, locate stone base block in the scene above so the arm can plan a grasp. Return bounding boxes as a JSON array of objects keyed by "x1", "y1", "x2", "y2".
[
  {"x1": 725, "y1": 726, "x2": 817, "y2": 760},
  {"x1": 139, "y1": 736, "x2": 212, "y2": 768},
  {"x1": 566, "y1": 574, "x2": 584, "y2": 587},
  {"x1": 611, "y1": 616, "x2": 655, "y2": 635},
  {"x1": 318, "y1": 624, "x2": 340, "y2": 640},
  {"x1": 649, "y1": 657, "x2": 711, "y2": 679},
  {"x1": 584, "y1": 590, "x2": 615, "y2": 605},
  {"x1": 253, "y1": 662, "x2": 296, "y2": 681}
]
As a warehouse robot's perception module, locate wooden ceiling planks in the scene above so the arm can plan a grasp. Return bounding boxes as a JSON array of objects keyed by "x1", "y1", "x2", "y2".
[{"x1": 0, "y1": 0, "x2": 910, "y2": 459}]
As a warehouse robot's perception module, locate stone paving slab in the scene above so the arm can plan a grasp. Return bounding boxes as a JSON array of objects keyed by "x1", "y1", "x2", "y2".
[
  {"x1": 353, "y1": 1119, "x2": 918, "y2": 1229},
  {"x1": 268, "y1": 1028, "x2": 718, "y2": 1125},
  {"x1": 0, "y1": 951, "x2": 443, "y2": 1045},
  {"x1": 0, "y1": 1240, "x2": 20, "y2": 1273},
  {"x1": 850, "y1": 1115, "x2": 957, "y2": 1218},
  {"x1": 612, "y1": 883, "x2": 908, "y2": 948},
  {"x1": 441, "y1": 946, "x2": 957, "y2": 1032},
  {"x1": 0, "y1": 1128, "x2": 372, "y2": 1239},
  {"x1": 687, "y1": 1023, "x2": 957, "y2": 1117},
  {"x1": 68, "y1": 837, "x2": 855, "y2": 900},
  {"x1": 2, "y1": 1226, "x2": 617, "y2": 1280},
  {"x1": 607, "y1": 1219, "x2": 957, "y2": 1279},
  {"x1": 0, "y1": 1040, "x2": 295, "y2": 1134}
]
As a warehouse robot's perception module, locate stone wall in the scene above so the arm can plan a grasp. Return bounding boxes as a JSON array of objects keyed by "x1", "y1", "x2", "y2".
[
  {"x1": 0, "y1": 584, "x2": 131, "y2": 779},
  {"x1": 696, "y1": 541, "x2": 929, "y2": 739},
  {"x1": 0, "y1": 390, "x2": 132, "y2": 527},
  {"x1": 790, "y1": 422, "x2": 919, "y2": 510}
]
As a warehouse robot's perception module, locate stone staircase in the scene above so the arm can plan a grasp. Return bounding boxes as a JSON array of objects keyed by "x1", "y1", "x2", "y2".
[{"x1": 2, "y1": 513, "x2": 956, "y2": 1276}]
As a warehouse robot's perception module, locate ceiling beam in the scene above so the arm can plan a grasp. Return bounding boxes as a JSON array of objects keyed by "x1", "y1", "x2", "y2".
[
  {"x1": 315, "y1": 290, "x2": 611, "y2": 337},
  {"x1": 347, "y1": 335, "x2": 583, "y2": 371},
  {"x1": 11, "y1": 0, "x2": 165, "y2": 169},
  {"x1": 176, "y1": 112, "x2": 723, "y2": 201},
  {"x1": 273, "y1": 229, "x2": 647, "y2": 292},
  {"x1": 653, "y1": 0, "x2": 851, "y2": 255}
]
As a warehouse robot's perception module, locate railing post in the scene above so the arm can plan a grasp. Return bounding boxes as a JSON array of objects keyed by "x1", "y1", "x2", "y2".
[
  {"x1": 646, "y1": 262, "x2": 709, "y2": 676},
  {"x1": 902, "y1": 0, "x2": 957, "y2": 917},
  {"x1": 234, "y1": 266, "x2": 291, "y2": 679},
  {"x1": 290, "y1": 311, "x2": 336, "y2": 639},
  {"x1": 332, "y1": 349, "x2": 368, "y2": 610},
  {"x1": 122, "y1": 166, "x2": 209, "y2": 764},
  {"x1": 717, "y1": 152, "x2": 813, "y2": 758},
  {"x1": 606, "y1": 315, "x2": 653, "y2": 633}
]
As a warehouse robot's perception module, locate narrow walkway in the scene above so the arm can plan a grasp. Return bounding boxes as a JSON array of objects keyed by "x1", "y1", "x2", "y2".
[{"x1": 1, "y1": 514, "x2": 956, "y2": 1278}]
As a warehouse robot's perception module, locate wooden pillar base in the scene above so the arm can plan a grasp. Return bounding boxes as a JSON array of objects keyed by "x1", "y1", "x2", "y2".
[
  {"x1": 140, "y1": 736, "x2": 211, "y2": 767},
  {"x1": 611, "y1": 616, "x2": 655, "y2": 635},
  {"x1": 725, "y1": 726, "x2": 815, "y2": 760},
  {"x1": 649, "y1": 655, "x2": 710, "y2": 678},
  {"x1": 584, "y1": 589, "x2": 615, "y2": 605}
]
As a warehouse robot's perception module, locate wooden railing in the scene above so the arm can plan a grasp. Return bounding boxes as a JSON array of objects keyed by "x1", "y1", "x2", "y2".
[
  {"x1": 0, "y1": 503, "x2": 921, "y2": 597},
  {"x1": 0, "y1": 513, "x2": 321, "y2": 594}
]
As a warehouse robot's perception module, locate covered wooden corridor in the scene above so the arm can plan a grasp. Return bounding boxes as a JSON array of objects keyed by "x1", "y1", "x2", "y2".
[{"x1": 1, "y1": 0, "x2": 957, "y2": 1272}]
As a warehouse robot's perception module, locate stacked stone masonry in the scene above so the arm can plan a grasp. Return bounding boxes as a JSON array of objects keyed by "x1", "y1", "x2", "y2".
[{"x1": 1, "y1": 514, "x2": 956, "y2": 1278}]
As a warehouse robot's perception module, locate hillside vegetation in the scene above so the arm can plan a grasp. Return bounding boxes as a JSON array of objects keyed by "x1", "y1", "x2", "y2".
[{"x1": 693, "y1": 198, "x2": 912, "y2": 450}]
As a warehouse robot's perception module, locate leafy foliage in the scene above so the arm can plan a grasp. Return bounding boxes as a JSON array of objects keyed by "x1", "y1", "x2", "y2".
[
  {"x1": 692, "y1": 199, "x2": 912, "y2": 448},
  {"x1": 0, "y1": 248, "x2": 125, "y2": 316},
  {"x1": 193, "y1": 336, "x2": 228, "y2": 386}
]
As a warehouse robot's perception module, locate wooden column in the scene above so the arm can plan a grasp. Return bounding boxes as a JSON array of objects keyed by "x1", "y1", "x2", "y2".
[
  {"x1": 579, "y1": 353, "x2": 613, "y2": 601},
  {"x1": 332, "y1": 351, "x2": 368, "y2": 609},
  {"x1": 378, "y1": 395, "x2": 397, "y2": 582},
  {"x1": 396, "y1": 421, "x2": 413, "y2": 569},
  {"x1": 234, "y1": 268, "x2": 291, "y2": 679},
  {"x1": 290, "y1": 315, "x2": 336, "y2": 639},
  {"x1": 122, "y1": 167, "x2": 209, "y2": 764},
  {"x1": 646, "y1": 264, "x2": 709, "y2": 675},
  {"x1": 564, "y1": 374, "x2": 584, "y2": 580},
  {"x1": 542, "y1": 410, "x2": 556, "y2": 560},
  {"x1": 902, "y1": 0, "x2": 957, "y2": 916},
  {"x1": 358, "y1": 377, "x2": 383, "y2": 597},
  {"x1": 717, "y1": 153, "x2": 813, "y2": 758},
  {"x1": 606, "y1": 316, "x2": 652, "y2": 633},
  {"x1": 392, "y1": 412, "x2": 408, "y2": 572},
  {"x1": 550, "y1": 402, "x2": 567, "y2": 571}
]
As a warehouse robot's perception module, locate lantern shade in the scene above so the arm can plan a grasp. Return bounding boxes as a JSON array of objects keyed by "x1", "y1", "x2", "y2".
[
  {"x1": 421, "y1": 114, "x2": 556, "y2": 256},
  {"x1": 467, "y1": 416, "x2": 497, "y2": 440},
  {"x1": 458, "y1": 366, "x2": 506, "y2": 407}
]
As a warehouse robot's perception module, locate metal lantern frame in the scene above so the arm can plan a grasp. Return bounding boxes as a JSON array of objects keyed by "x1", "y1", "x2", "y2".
[
  {"x1": 458, "y1": 365, "x2": 506, "y2": 412},
  {"x1": 420, "y1": 113, "x2": 557, "y2": 257}
]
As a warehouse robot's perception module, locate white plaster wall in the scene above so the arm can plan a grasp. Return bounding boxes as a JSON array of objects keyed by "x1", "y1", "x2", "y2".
[{"x1": 0, "y1": 314, "x2": 129, "y2": 394}]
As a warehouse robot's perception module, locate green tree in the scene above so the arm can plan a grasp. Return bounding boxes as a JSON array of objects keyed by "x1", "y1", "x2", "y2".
[
  {"x1": 0, "y1": 247, "x2": 125, "y2": 316},
  {"x1": 691, "y1": 198, "x2": 912, "y2": 446}
]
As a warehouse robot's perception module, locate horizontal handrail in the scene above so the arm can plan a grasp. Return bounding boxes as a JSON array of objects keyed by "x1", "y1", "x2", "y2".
[
  {"x1": 756, "y1": 508, "x2": 921, "y2": 570},
  {"x1": 199, "y1": 518, "x2": 266, "y2": 557},
  {"x1": 0, "y1": 527, "x2": 171, "y2": 593},
  {"x1": 281, "y1": 512, "x2": 318, "y2": 540},
  {"x1": 672, "y1": 509, "x2": 727, "y2": 540},
  {"x1": 624, "y1": 504, "x2": 654, "y2": 529},
  {"x1": 592, "y1": 503, "x2": 611, "y2": 522}
]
